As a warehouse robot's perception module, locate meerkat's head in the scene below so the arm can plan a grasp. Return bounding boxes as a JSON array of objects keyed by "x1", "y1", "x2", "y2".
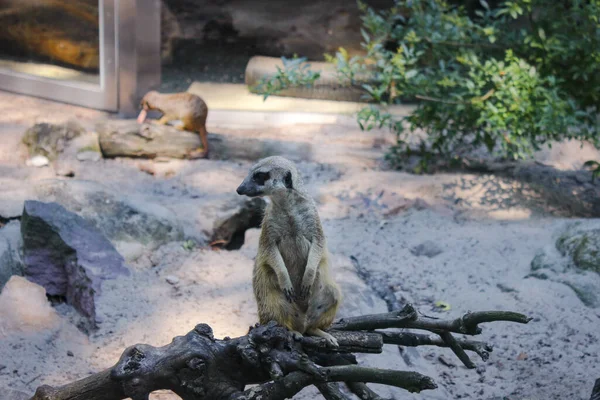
[
  {"x1": 139, "y1": 90, "x2": 160, "y2": 111},
  {"x1": 236, "y1": 156, "x2": 303, "y2": 198},
  {"x1": 137, "y1": 91, "x2": 160, "y2": 124}
]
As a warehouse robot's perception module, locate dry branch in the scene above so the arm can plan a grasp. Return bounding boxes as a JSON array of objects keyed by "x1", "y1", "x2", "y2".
[{"x1": 30, "y1": 306, "x2": 531, "y2": 400}]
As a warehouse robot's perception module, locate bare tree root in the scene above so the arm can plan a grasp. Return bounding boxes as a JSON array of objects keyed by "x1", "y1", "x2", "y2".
[
  {"x1": 30, "y1": 304, "x2": 532, "y2": 400},
  {"x1": 591, "y1": 378, "x2": 600, "y2": 400}
]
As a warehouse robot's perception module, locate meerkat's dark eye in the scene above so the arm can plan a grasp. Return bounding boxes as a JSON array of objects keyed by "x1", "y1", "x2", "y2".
[
  {"x1": 284, "y1": 171, "x2": 293, "y2": 189},
  {"x1": 253, "y1": 171, "x2": 270, "y2": 185}
]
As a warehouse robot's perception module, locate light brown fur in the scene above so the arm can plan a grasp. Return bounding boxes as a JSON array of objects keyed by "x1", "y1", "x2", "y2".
[
  {"x1": 138, "y1": 90, "x2": 209, "y2": 158},
  {"x1": 236, "y1": 156, "x2": 342, "y2": 346}
]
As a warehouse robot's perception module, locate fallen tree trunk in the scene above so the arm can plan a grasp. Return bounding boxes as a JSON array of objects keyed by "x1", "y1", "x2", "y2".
[
  {"x1": 96, "y1": 121, "x2": 312, "y2": 162},
  {"x1": 30, "y1": 304, "x2": 531, "y2": 400}
]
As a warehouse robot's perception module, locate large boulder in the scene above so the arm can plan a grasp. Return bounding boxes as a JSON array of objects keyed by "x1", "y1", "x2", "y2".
[
  {"x1": 556, "y1": 227, "x2": 600, "y2": 273},
  {"x1": 34, "y1": 180, "x2": 185, "y2": 250},
  {"x1": 0, "y1": 221, "x2": 23, "y2": 291},
  {"x1": 530, "y1": 222, "x2": 600, "y2": 307},
  {"x1": 21, "y1": 201, "x2": 129, "y2": 327},
  {"x1": 0, "y1": 179, "x2": 185, "y2": 252}
]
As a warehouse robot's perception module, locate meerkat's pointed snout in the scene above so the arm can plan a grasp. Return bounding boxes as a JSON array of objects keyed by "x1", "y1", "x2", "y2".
[{"x1": 236, "y1": 178, "x2": 256, "y2": 197}]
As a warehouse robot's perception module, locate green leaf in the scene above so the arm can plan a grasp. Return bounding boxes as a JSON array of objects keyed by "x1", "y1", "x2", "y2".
[
  {"x1": 538, "y1": 28, "x2": 546, "y2": 41},
  {"x1": 434, "y1": 301, "x2": 451, "y2": 311},
  {"x1": 405, "y1": 69, "x2": 418, "y2": 79}
]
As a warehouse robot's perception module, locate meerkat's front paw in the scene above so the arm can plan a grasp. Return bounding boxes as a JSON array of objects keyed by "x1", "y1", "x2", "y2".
[
  {"x1": 323, "y1": 333, "x2": 339, "y2": 348},
  {"x1": 290, "y1": 330, "x2": 304, "y2": 341},
  {"x1": 283, "y1": 287, "x2": 296, "y2": 303},
  {"x1": 298, "y1": 284, "x2": 311, "y2": 301}
]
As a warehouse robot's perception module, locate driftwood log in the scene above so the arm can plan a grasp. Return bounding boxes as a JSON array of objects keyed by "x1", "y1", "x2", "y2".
[
  {"x1": 96, "y1": 121, "x2": 312, "y2": 162},
  {"x1": 30, "y1": 304, "x2": 532, "y2": 400}
]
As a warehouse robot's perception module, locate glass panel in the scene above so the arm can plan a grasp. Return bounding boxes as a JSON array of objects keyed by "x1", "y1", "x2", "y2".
[{"x1": 0, "y1": 0, "x2": 100, "y2": 84}]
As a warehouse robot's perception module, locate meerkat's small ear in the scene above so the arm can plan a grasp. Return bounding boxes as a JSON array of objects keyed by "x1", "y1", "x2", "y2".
[{"x1": 284, "y1": 171, "x2": 293, "y2": 189}]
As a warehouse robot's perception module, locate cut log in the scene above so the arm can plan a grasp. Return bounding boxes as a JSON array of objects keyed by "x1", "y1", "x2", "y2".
[{"x1": 96, "y1": 120, "x2": 313, "y2": 162}]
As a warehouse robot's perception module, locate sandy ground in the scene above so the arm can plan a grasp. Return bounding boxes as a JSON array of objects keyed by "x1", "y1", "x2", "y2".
[{"x1": 0, "y1": 90, "x2": 599, "y2": 400}]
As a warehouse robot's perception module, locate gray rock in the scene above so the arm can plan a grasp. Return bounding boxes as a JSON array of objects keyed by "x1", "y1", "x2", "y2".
[
  {"x1": 0, "y1": 183, "x2": 36, "y2": 220},
  {"x1": 530, "y1": 242, "x2": 600, "y2": 308},
  {"x1": 22, "y1": 121, "x2": 85, "y2": 161},
  {"x1": 0, "y1": 221, "x2": 23, "y2": 291},
  {"x1": 54, "y1": 132, "x2": 102, "y2": 176},
  {"x1": 556, "y1": 227, "x2": 600, "y2": 273},
  {"x1": 21, "y1": 200, "x2": 129, "y2": 327},
  {"x1": 165, "y1": 275, "x2": 180, "y2": 285},
  {"x1": 410, "y1": 240, "x2": 443, "y2": 258},
  {"x1": 35, "y1": 180, "x2": 184, "y2": 250},
  {"x1": 76, "y1": 150, "x2": 102, "y2": 162}
]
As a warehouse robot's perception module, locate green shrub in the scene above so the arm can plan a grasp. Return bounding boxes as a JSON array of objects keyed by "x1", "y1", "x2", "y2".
[
  {"x1": 255, "y1": 0, "x2": 600, "y2": 172},
  {"x1": 252, "y1": 56, "x2": 321, "y2": 100}
]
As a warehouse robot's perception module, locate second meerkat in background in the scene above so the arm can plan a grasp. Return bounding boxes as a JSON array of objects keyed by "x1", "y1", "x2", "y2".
[
  {"x1": 236, "y1": 156, "x2": 342, "y2": 347},
  {"x1": 137, "y1": 90, "x2": 209, "y2": 159}
]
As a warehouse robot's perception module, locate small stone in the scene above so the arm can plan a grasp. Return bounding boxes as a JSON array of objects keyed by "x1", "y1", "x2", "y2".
[
  {"x1": 166, "y1": 275, "x2": 180, "y2": 285},
  {"x1": 26, "y1": 155, "x2": 49, "y2": 167},
  {"x1": 410, "y1": 240, "x2": 443, "y2": 258},
  {"x1": 76, "y1": 151, "x2": 101, "y2": 162},
  {"x1": 0, "y1": 276, "x2": 61, "y2": 336},
  {"x1": 67, "y1": 351, "x2": 74, "y2": 357}
]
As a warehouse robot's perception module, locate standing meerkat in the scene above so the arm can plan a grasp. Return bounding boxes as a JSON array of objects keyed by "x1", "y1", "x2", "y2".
[
  {"x1": 137, "y1": 90, "x2": 209, "y2": 159},
  {"x1": 236, "y1": 156, "x2": 341, "y2": 347}
]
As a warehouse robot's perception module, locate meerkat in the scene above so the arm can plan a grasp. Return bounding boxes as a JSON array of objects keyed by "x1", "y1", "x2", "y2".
[
  {"x1": 236, "y1": 156, "x2": 341, "y2": 347},
  {"x1": 137, "y1": 90, "x2": 209, "y2": 158}
]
